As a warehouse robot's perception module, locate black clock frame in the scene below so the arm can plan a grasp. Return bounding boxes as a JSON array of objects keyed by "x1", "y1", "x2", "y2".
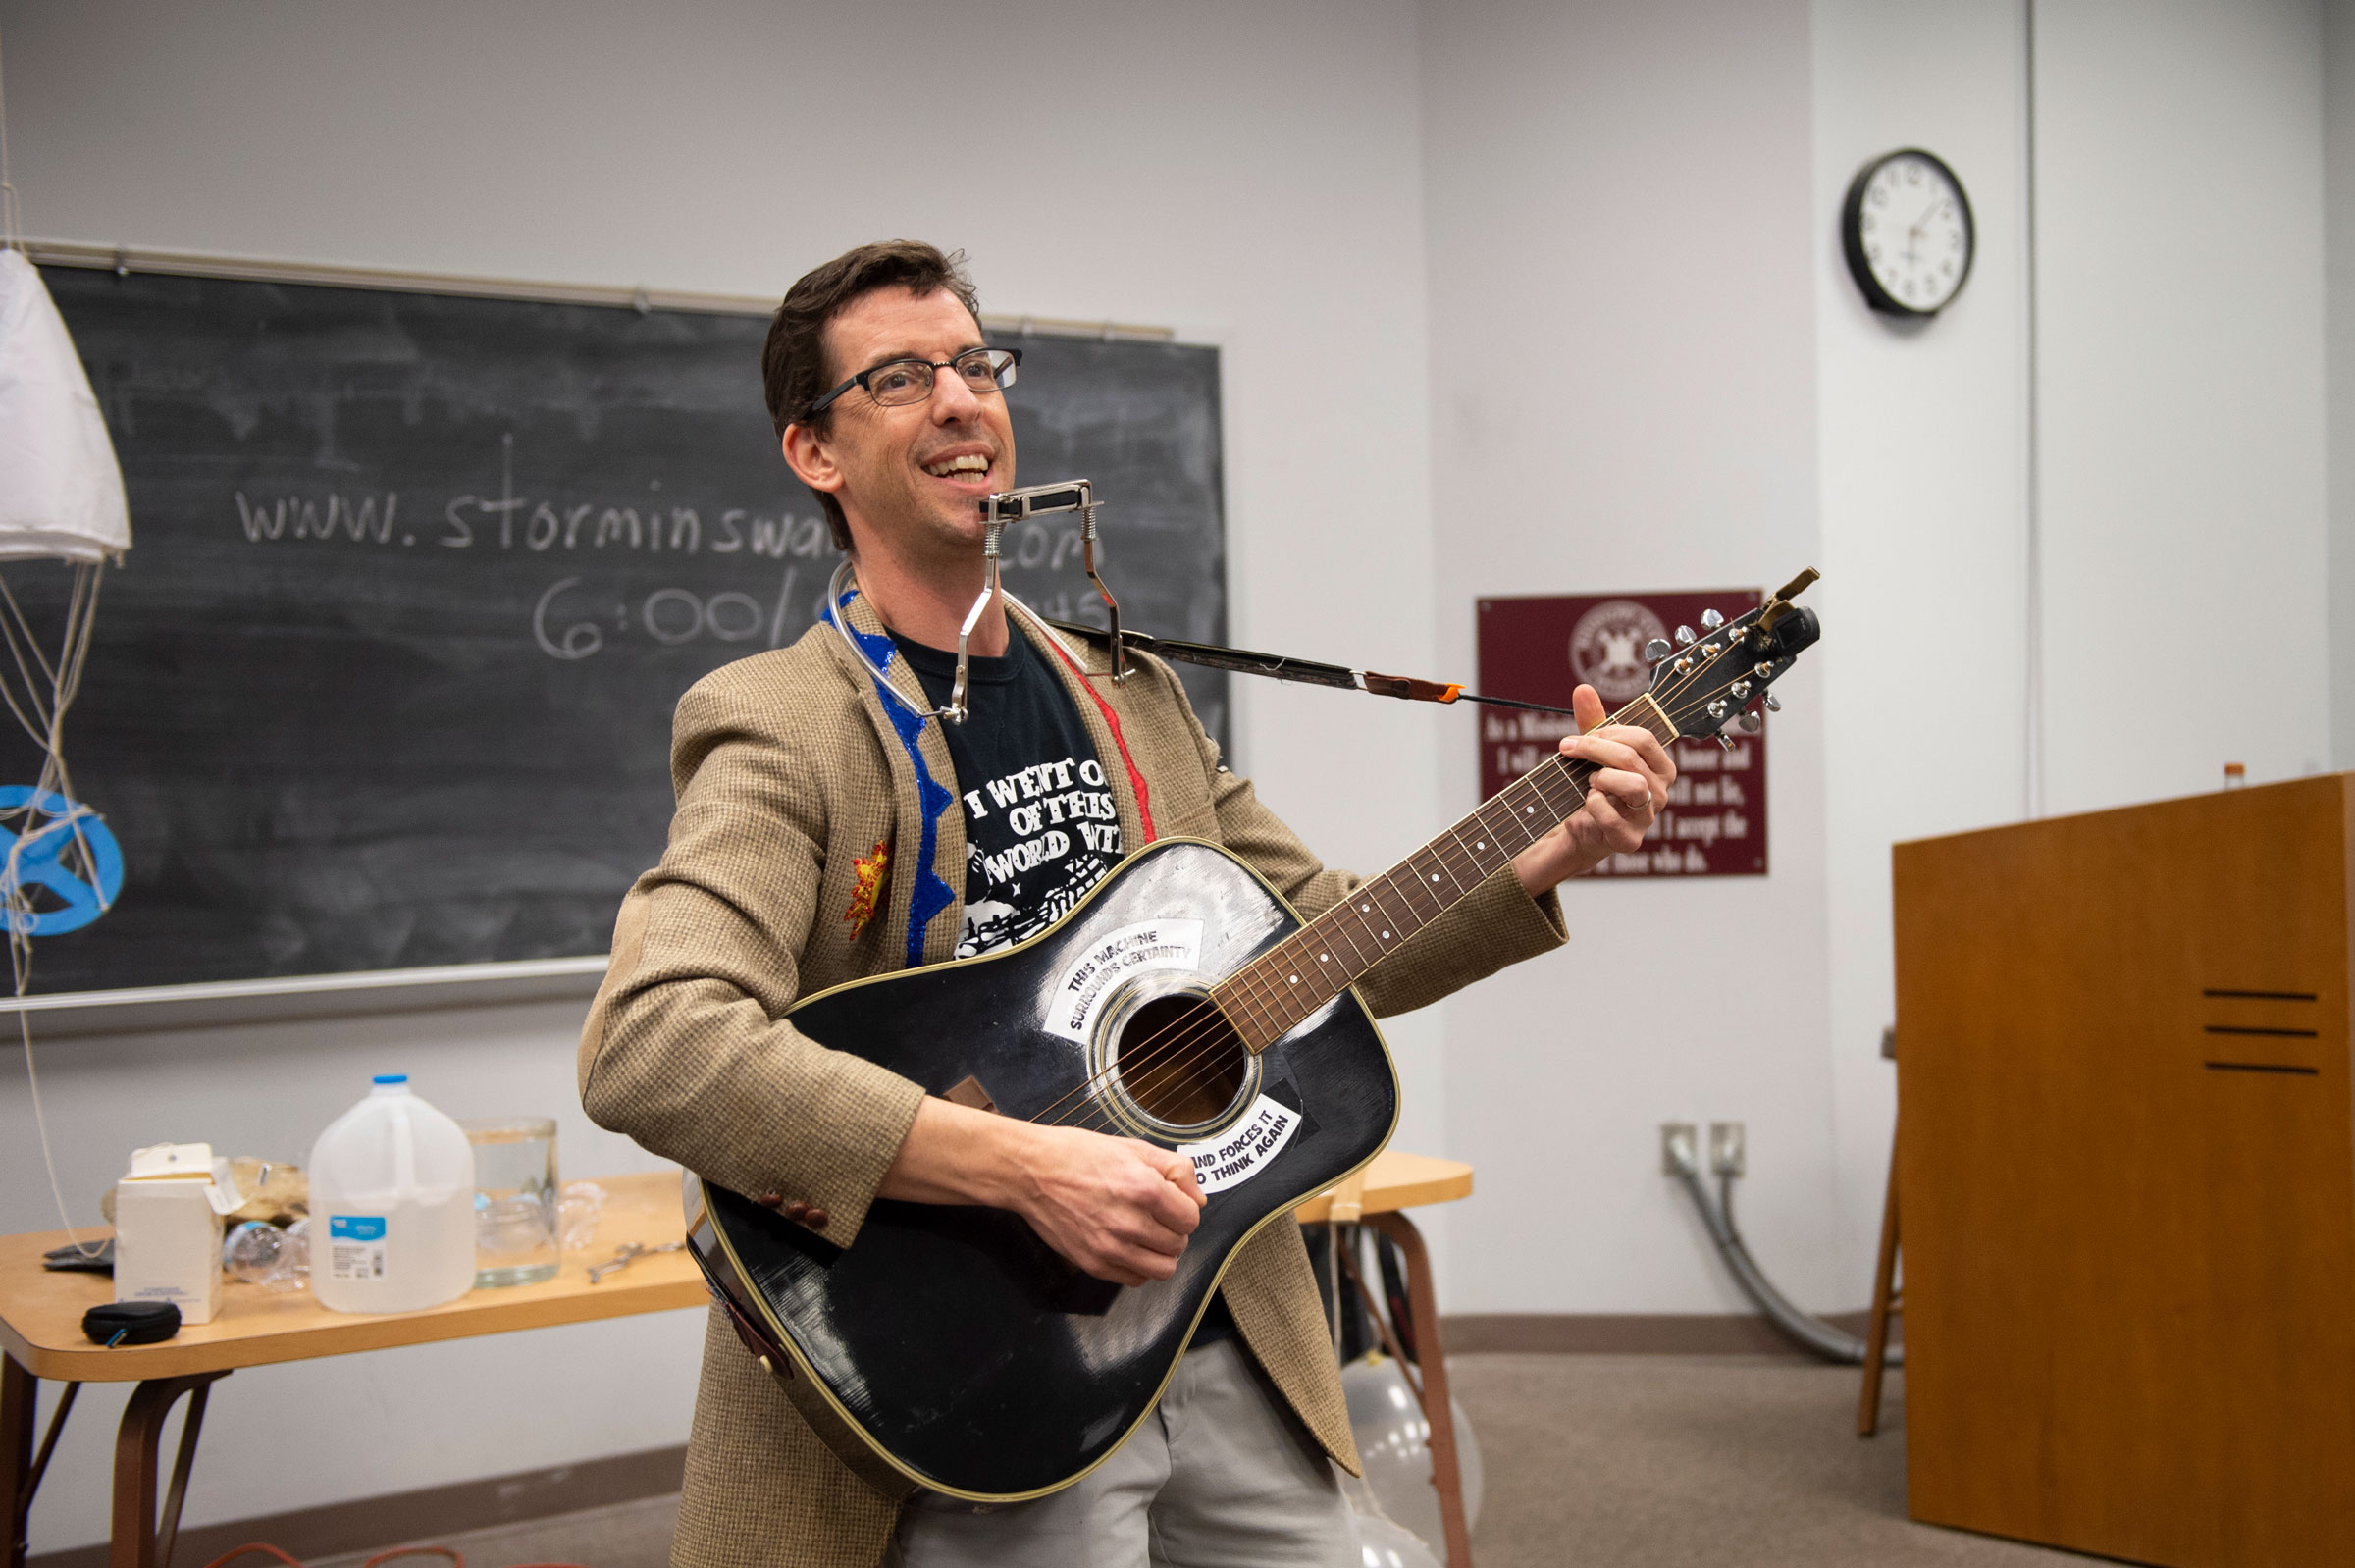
[{"x1": 1841, "y1": 147, "x2": 1975, "y2": 318}]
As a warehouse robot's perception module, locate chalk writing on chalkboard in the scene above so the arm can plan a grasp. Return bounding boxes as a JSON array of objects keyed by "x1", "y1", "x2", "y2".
[{"x1": 10, "y1": 264, "x2": 1226, "y2": 995}]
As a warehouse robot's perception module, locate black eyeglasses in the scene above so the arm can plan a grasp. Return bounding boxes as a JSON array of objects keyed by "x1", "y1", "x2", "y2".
[{"x1": 805, "y1": 346, "x2": 1022, "y2": 418}]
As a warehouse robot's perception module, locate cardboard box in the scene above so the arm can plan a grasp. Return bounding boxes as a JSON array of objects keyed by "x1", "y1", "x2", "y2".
[{"x1": 113, "y1": 1142, "x2": 241, "y2": 1324}]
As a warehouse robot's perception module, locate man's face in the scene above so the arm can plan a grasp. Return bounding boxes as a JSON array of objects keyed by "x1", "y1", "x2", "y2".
[{"x1": 791, "y1": 286, "x2": 1017, "y2": 563}]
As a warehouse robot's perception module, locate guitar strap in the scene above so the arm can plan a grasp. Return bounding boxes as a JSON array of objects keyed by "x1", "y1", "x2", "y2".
[{"x1": 1040, "y1": 619, "x2": 1582, "y2": 719}]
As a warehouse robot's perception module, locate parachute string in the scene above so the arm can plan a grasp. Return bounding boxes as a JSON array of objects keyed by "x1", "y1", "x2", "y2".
[
  {"x1": 4, "y1": 563, "x2": 109, "y2": 1255},
  {"x1": 0, "y1": 573, "x2": 66, "y2": 695}
]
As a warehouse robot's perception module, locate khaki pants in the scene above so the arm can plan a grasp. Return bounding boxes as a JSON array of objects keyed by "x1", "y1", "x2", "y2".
[{"x1": 888, "y1": 1337, "x2": 1356, "y2": 1568}]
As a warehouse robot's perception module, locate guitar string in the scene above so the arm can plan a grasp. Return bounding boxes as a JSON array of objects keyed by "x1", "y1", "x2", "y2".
[
  {"x1": 1018, "y1": 647, "x2": 1739, "y2": 1137},
  {"x1": 1016, "y1": 745, "x2": 1603, "y2": 1133},
  {"x1": 1025, "y1": 751, "x2": 1606, "y2": 1135},
  {"x1": 1035, "y1": 750, "x2": 1601, "y2": 1130},
  {"x1": 1036, "y1": 754, "x2": 1600, "y2": 1133},
  {"x1": 1013, "y1": 638, "x2": 1754, "y2": 1136}
]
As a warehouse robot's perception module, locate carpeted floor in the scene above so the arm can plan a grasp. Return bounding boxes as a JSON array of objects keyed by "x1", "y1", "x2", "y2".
[
  {"x1": 1451, "y1": 1356, "x2": 2078, "y2": 1566},
  {"x1": 316, "y1": 1355, "x2": 2089, "y2": 1567}
]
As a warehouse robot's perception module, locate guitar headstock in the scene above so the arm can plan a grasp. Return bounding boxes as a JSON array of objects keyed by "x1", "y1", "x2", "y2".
[{"x1": 1639, "y1": 570, "x2": 1821, "y2": 743}]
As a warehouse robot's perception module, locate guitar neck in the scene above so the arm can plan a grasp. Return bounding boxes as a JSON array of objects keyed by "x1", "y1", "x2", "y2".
[{"x1": 1211, "y1": 692, "x2": 1680, "y2": 1052}]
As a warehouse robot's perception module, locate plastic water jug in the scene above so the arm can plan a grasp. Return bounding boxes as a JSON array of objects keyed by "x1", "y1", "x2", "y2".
[{"x1": 308, "y1": 1074, "x2": 477, "y2": 1313}]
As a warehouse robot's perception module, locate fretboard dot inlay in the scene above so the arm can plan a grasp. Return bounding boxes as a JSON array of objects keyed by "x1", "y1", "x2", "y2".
[
  {"x1": 1288, "y1": 975, "x2": 1298, "y2": 983},
  {"x1": 1381, "y1": 931, "x2": 1390, "y2": 939},
  {"x1": 1430, "y1": 873, "x2": 1439, "y2": 882}
]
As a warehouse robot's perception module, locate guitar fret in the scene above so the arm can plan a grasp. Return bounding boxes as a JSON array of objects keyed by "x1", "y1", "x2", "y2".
[
  {"x1": 1483, "y1": 800, "x2": 1535, "y2": 854},
  {"x1": 1325, "y1": 908, "x2": 1375, "y2": 969},
  {"x1": 1441, "y1": 824, "x2": 1502, "y2": 885},
  {"x1": 1478, "y1": 793, "x2": 1540, "y2": 856},
  {"x1": 1392, "y1": 862, "x2": 1441, "y2": 918}
]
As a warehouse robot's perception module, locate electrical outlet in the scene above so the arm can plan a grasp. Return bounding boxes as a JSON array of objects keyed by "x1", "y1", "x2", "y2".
[
  {"x1": 1708, "y1": 1121, "x2": 1746, "y2": 1177},
  {"x1": 1660, "y1": 1122, "x2": 1699, "y2": 1176}
]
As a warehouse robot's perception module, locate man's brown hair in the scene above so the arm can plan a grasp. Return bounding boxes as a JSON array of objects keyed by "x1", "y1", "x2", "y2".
[{"x1": 762, "y1": 240, "x2": 984, "y2": 551}]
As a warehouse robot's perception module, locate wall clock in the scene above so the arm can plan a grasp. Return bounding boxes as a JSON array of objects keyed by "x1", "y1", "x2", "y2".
[{"x1": 1841, "y1": 148, "x2": 1974, "y2": 317}]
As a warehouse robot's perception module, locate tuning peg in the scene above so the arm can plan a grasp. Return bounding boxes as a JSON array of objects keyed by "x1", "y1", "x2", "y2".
[
  {"x1": 1644, "y1": 638, "x2": 1672, "y2": 661},
  {"x1": 1700, "y1": 608, "x2": 1724, "y2": 630},
  {"x1": 1675, "y1": 625, "x2": 1697, "y2": 647},
  {"x1": 1738, "y1": 709, "x2": 1762, "y2": 733},
  {"x1": 1716, "y1": 734, "x2": 1736, "y2": 752},
  {"x1": 1730, "y1": 679, "x2": 1752, "y2": 700},
  {"x1": 1763, "y1": 692, "x2": 1781, "y2": 712},
  {"x1": 1706, "y1": 698, "x2": 1728, "y2": 720}
]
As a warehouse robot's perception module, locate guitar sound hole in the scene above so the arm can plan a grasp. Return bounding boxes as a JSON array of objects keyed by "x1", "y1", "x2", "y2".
[{"x1": 1114, "y1": 995, "x2": 1249, "y2": 1131}]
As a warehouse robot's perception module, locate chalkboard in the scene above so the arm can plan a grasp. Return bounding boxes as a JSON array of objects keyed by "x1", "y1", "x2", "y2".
[{"x1": 14, "y1": 264, "x2": 1227, "y2": 995}]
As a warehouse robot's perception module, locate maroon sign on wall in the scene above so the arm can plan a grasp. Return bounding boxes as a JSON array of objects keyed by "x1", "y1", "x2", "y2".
[{"x1": 1475, "y1": 590, "x2": 1768, "y2": 879}]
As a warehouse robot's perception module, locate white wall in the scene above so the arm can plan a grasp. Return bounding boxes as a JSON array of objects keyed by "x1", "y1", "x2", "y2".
[
  {"x1": 1811, "y1": 0, "x2": 2033, "y2": 1309},
  {"x1": 1416, "y1": 0, "x2": 2335, "y2": 1320},
  {"x1": 0, "y1": 0, "x2": 1445, "y2": 1549},
  {"x1": 2034, "y1": 0, "x2": 2329, "y2": 809},
  {"x1": 1808, "y1": 0, "x2": 2330, "y2": 1298},
  {"x1": 2328, "y1": 0, "x2": 2355, "y2": 764},
  {"x1": 1420, "y1": 0, "x2": 1838, "y2": 1314}
]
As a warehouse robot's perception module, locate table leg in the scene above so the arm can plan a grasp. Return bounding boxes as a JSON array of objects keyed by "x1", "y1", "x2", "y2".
[
  {"x1": 8, "y1": 1359, "x2": 86, "y2": 1568},
  {"x1": 111, "y1": 1371, "x2": 226, "y2": 1568},
  {"x1": 1368, "y1": 1213, "x2": 1472, "y2": 1568},
  {"x1": 1858, "y1": 1116, "x2": 1902, "y2": 1437},
  {"x1": 5, "y1": 1356, "x2": 32, "y2": 1568}
]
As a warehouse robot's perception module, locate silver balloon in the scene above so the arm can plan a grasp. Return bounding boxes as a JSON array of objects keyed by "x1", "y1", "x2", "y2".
[
  {"x1": 1340, "y1": 1353, "x2": 1484, "y2": 1550},
  {"x1": 1348, "y1": 1507, "x2": 1442, "y2": 1568}
]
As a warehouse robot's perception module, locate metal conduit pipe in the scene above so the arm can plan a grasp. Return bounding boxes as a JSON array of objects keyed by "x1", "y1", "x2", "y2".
[{"x1": 1668, "y1": 1160, "x2": 1901, "y2": 1369}]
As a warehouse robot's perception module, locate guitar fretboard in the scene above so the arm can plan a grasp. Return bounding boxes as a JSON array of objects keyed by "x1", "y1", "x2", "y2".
[{"x1": 1211, "y1": 692, "x2": 1679, "y2": 1051}]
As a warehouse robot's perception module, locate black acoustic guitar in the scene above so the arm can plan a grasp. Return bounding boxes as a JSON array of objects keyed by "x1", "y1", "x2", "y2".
[{"x1": 688, "y1": 575, "x2": 1822, "y2": 1502}]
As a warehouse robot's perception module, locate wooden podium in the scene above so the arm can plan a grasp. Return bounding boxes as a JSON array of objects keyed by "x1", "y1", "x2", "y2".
[{"x1": 1893, "y1": 775, "x2": 2355, "y2": 1566}]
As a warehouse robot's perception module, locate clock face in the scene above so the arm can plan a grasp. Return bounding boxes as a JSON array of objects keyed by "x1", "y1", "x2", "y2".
[{"x1": 1843, "y1": 150, "x2": 1974, "y2": 316}]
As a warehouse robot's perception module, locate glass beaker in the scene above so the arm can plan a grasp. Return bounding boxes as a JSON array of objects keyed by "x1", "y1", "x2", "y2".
[{"x1": 460, "y1": 1117, "x2": 558, "y2": 1287}]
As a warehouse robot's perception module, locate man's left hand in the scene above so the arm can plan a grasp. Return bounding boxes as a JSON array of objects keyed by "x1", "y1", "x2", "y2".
[{"x1": 1511, "y1": 684, "x2": 1677, "y2": 893}]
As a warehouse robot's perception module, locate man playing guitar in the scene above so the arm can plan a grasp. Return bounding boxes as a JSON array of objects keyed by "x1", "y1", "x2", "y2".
[{"x1": 579, "y1": 240, "x2": 1675, "y2": 1568}]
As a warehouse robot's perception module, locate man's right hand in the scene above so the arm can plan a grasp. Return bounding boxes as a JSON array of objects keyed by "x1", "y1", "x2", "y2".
[
  {"x1": 1009, "y1": 1124, "x2": 1205, "y2": 1285},
  {"x1": 877, "y1": 1095, "x2": 1205, "y2": 1286}
]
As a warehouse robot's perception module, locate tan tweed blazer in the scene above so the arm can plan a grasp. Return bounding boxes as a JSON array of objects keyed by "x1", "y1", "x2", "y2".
[{"x1": 579, "y1": 591, "x2": 1567, "y2": 1568}]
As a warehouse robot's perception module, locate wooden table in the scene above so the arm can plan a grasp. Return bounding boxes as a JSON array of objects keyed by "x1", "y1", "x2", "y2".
[
  {"x1": 3, "y1": 1171, "x2": 703, "y2": 1568},
  {"x1": 6, "y1": 1155, "x2": 1474, "y2": 1568}
]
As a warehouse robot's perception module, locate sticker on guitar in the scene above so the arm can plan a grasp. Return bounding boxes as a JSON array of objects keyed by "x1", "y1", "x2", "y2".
[
  {"x1": 1178, "y1": 1095, "x2": 1301, "y2": 1193},
  {"x1": 1046, "y1": 919, "x2": 1206, "y2": 1043}
]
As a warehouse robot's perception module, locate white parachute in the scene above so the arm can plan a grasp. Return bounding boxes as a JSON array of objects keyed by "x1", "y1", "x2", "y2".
[
  {"x1": 4, "y1": 27, "x2": 134, "y2": 1252},
  {"x1": 0, "y1": 246, "x2": 131, "y2": 976}
]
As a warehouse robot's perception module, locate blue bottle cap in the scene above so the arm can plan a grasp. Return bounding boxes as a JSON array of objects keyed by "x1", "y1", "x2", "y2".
[{"x1": 372, "y1": 1073, "x2": 408, "y2": 1085}]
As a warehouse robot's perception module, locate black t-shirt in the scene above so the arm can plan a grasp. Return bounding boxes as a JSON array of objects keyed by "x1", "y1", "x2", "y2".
[
  {"x1": 889, "y1": 629, "x2": 1124, "y2": 958},
  {"x1": 889, "y1": 626, "x2": 1235, "y2": 1345}
]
